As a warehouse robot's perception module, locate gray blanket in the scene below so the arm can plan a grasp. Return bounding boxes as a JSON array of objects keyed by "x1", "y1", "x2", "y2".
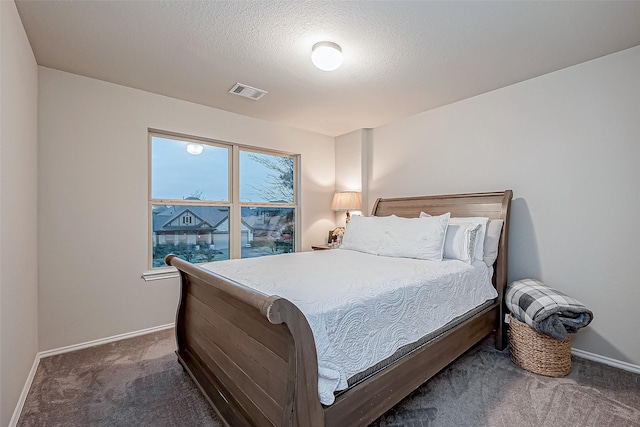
[{"x1": 506, "y1": 279, "x2": 593, "y2": 340}]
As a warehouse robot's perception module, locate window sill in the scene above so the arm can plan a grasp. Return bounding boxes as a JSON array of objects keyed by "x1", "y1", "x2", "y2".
[{"x1": 142, "y1": 267, "x2": 179, "y2": 282}]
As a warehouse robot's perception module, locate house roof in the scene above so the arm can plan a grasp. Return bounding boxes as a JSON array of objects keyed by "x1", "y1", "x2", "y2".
[
  {"x1": 152, "y1": 206, "x2": 228, "y2": 232},
  {"x1": 153, "y1": 205, "x2": 293, "y2": 234}
]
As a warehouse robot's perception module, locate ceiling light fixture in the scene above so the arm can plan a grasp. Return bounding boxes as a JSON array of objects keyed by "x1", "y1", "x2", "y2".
[
  {"x1": 186, "y1": 143, "x2": 204, "y2": 155},
  {"x1": 311, "y1": 41, "x2": 343, "y2": 71}
]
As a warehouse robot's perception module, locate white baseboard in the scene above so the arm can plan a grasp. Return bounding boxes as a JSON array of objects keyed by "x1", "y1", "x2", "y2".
[
  {"x1": 38, "y1": 323, "x2": 174, "y2": 358},
  {"x1": 8, "y1": 354, "x2": 40, "y2": 427},
  {"x1": 572, "y1": 348, "x2": 640, "y2": 375},
  {"x1": 9, "y1": 323, "x2": 175, "y2": 427}
]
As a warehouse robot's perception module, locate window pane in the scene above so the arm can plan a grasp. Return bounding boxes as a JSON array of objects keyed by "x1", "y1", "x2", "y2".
[
  {"x1": 240, "y1": 151, "x2": 294, "y2": 203},
  {"x1": 151, "y1": 136, "x2": 229, "y2": 201},
  {"x1": 152, "y1": 205, "x2": 230, "y2": 267},
  {"x1": 241, "y1": 207, "x2": 295, "y2": 258}
]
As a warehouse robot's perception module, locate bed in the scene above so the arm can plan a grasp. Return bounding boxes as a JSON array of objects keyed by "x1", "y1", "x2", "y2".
[{"x1": 166, "y1": 190, "x2": 513, "y2": 426}]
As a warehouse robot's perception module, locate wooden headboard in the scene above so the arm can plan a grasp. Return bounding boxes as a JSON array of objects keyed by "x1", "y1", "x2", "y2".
[
  {"x1": 371, "y1": 190, "x2": 512, "y2": 221},
  {"x1": 372, "y1": 190, "x2": 513, "y2": 343}
]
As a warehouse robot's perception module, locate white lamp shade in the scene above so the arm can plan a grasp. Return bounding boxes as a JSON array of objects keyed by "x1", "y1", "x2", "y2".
[
  {"x1": 311, "y1": 41, "x2": 343, "y2": 71},
  {"x1": 331, "y1": 191, "x2": 362, "y2": 211}
]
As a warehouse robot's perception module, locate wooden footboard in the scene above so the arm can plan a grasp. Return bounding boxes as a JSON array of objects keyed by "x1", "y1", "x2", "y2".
[
  {"x1": 168, "y1": 253, "x2": 500, "y2": 427},
  {"x1": 167, "y1": 254, "x2": 324, "y2": 426}
]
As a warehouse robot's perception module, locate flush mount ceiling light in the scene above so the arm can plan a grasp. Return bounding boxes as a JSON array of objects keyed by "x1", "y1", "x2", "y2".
[
  {"x1": 311, "y1": 41, "x2": 343, "y2": 71},
  {"x1": 186, "y1": 143, "x2": 204, "y2": 155}
]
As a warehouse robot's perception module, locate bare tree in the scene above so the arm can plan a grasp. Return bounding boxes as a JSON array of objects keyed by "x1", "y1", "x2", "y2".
[
  {"x1": 246, "y1": 154, "x2": 294, "y2": 203},
  {"x1": 187, "y1": 190, "x2": 204, "y2": 200}
]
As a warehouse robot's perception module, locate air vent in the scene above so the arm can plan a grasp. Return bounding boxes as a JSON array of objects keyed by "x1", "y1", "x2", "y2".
[{"x1": 228, "y1": 83, "x2": 267, "y2": 100}]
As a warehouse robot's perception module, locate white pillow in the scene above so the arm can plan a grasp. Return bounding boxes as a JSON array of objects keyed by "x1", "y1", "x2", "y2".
[
  {"x1": 483, "y1": 219, "x2": 504, "y2": 266},
  {"x1": 450, "y1": 217, "x2": 488, "y2": 261},
  {"x1": 442, "y1": 223, "x2": 480, "y2": 264},
  {"x1": 420, "y1": 212, "x2": 489, "y2": 262},
  {"x1": 419, "y1": 212, "x2": 480, "y2": 263},
  {"x1": 341, "y1": 213, "x2": 450, "y2": 261},
  {"x1": 340, "y1": 215, "x2": 387, "y2": 255},
  {"x1": 378, "y1": 213, "x2": 450, "y2": 260}
]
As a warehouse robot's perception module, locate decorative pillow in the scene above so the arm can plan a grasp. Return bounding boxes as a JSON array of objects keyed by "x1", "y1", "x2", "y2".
[
  {"x1": 450, "y1": 217, "x2": 488, "y2": 262},
  {"x1": 341, "y1": 213, "x2": 450, "y2": 261},
  {"x1": 420, "y1": 212, "x2": 489, "y2": 262},
  {"x1": 483, "y1": 219, "x2": 504, "y2": 266},
  {"x1": 442, "y1": 223, "x2": 480, "y2": 264},
  {"x1": 420, "y1": 212, "x2": 480, "y2": 263}
]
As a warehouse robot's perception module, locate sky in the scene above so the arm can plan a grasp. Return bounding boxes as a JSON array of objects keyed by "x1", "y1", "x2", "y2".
[{"x1": 151, "y1": 136, "x2": 293, "y2": 203}]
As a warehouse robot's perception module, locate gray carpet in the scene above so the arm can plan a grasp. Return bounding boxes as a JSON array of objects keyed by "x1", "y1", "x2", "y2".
[{"x1": 18, "y1": 329, "x2": 640, "y2": 427}]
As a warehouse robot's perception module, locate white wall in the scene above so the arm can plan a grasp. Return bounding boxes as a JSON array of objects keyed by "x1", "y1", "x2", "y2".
[
  {"x1": 0, "y1": 1, "x2": 39, "y2": 425},
  {"x1": 334, "y1": 129, "x2": 366, "y2": 227},
  {"x1": 38, "y1": 67, "x2": 335, "y2": 351},
  {"x1": 367, "y1": 46, "x2": 640, "y2": 364},
  {"x1": 335, "y1": 129, "x2": 364, "y2": 192}
]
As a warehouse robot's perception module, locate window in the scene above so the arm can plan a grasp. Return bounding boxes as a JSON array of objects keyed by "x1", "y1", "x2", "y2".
[{"x1": 149, "y1": 132, "x2": 298, "y2": 269}]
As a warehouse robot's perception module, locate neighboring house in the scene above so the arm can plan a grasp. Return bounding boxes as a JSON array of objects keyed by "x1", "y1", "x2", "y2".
[
  {"x1": 152, "y1": 205, "x2": 293, "y2": 250},
  {"x1": 152, "y1": 205, "x2": 230, "y2": 248}
]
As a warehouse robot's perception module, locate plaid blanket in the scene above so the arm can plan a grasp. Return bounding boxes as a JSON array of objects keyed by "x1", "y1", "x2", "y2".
[{"x1": 506, "y1": 279, "x2": 593, "y2": 340}]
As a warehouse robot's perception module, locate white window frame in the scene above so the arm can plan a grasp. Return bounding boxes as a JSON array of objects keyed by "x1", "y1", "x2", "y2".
[{"x1": 143, "y1": 129, "x2": 300, "y2": 281}]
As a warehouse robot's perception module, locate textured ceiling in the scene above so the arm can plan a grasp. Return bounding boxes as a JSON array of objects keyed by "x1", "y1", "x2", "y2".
[{"x1": 15, "y1": 1, "x2": 640, "y2": 137}]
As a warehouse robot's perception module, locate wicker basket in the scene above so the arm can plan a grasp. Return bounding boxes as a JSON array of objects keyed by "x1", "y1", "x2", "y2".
[{"x1": 508, "y1": 314, "x2": 571, "y2": 377}]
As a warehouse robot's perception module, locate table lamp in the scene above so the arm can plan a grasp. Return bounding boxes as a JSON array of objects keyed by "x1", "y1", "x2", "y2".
[{"x1": 331, "y1": 191, "x2": 362, "y2": 223}]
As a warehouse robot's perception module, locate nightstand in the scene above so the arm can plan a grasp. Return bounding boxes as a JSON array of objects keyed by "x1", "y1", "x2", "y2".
[{"x1": 311, "y1": 244, "x2": 333, "y2": 251}]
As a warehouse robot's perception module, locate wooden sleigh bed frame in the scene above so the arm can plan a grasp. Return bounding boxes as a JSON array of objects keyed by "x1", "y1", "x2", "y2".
[{"x1": 165, "y1": 190, "x2": 513, "y2": 427}]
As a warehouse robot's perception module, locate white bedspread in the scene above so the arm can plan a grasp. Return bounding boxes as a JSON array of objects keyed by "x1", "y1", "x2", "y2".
[{"x1": 201, "y1": 248, "x2": 497, "y2": 405}]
